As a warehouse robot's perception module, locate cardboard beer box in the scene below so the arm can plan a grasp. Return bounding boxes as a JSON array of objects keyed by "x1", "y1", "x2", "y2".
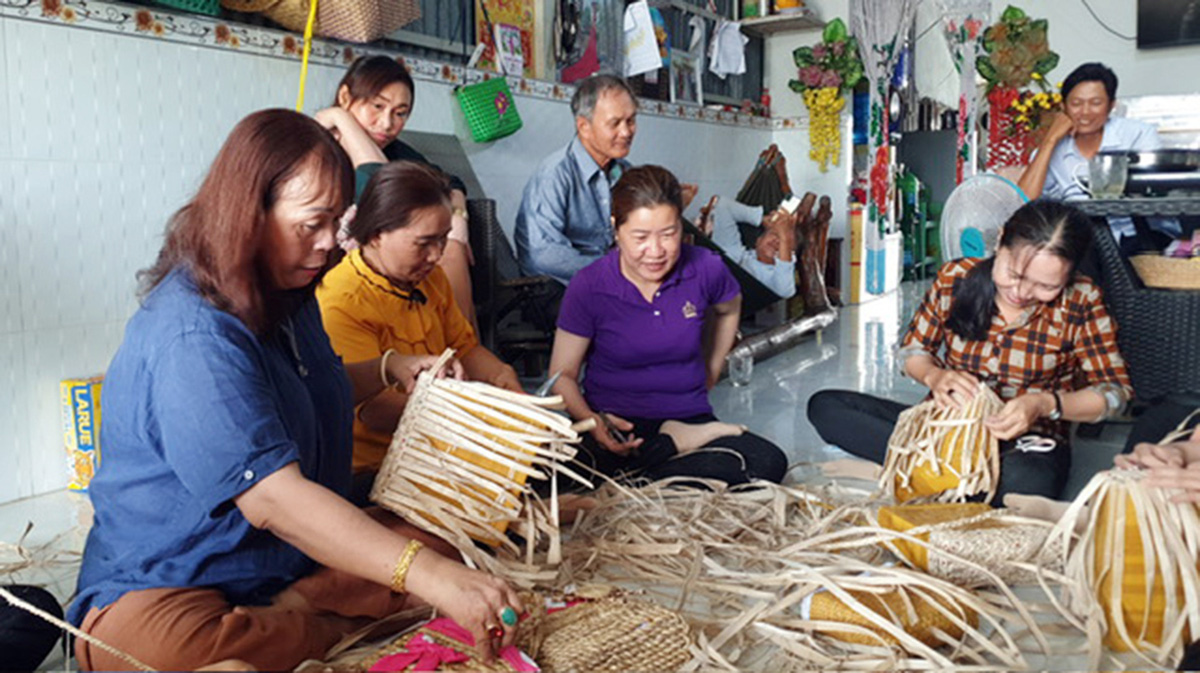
[{"x1": 60, "y1": 375, "x2": 103, "y2": 491}]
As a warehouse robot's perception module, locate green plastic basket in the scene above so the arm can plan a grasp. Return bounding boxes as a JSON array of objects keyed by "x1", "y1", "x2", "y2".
[
  {"x1": 152, "y1": 0, "x2": 220, "y2": 16},
  {"x1": 457, "y1": 76, "x2": 523, "y2": 143}
]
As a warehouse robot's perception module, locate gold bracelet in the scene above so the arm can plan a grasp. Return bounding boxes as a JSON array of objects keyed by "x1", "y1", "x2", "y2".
[
  {"x1": 380, "y1": 348, "x2": 398, "y2": 390},
  {"x1": 390, "y1": 539, "x2": 425, "y2": 593}
]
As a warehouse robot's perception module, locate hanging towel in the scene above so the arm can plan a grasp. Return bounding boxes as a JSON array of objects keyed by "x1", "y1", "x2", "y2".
[{"x1": 708, "y1": 20, "x2": 748, "y2": 79}]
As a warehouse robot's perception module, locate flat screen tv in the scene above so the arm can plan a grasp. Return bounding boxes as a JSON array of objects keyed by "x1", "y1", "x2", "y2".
[{"x1": 1139, "y1": 0, "x2": 1200, "y2": 49}]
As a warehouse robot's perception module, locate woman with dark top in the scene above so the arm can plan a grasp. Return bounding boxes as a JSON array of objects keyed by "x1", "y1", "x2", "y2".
[
  {"x1": 68, "y1": 110, "x2": 520, "y2": 670},
  {"x1": 808, "y1": 200, "x2": 1133, "y2": 502},
  {"x1": 316, "y1": 55, "x2": 477, "y2": 326},
  {"x1": 549, "y1": 165, "x2": 788, "y2": 487}
]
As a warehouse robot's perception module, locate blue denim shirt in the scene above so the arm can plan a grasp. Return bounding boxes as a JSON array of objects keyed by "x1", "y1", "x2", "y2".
[
  {"x1": 514, "y1": 137, "x2": 629, "y2": 285},
  {"x1": 68, "y1": 269, "x2": 354, "y2": 624}
]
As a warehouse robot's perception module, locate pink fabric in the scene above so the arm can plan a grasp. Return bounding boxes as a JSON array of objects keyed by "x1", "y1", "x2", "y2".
[{"x1": 370, "y1": 618, "x2": 539, "y2": 673}]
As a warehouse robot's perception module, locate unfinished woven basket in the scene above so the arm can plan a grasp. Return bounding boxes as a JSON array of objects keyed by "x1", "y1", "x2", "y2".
[
  {"x1": 878, "y1": 503, "x2": 1061, "y2": 587},
  {"x1": 371, "y1": 350, "x2": 590, "y2": 572},
  {"x1": 1053, "y1": 467, "x2": 1200, "y2": 666},
  {"x1": 881, "y1": 383, "x2": 1004, "y2": 503}
]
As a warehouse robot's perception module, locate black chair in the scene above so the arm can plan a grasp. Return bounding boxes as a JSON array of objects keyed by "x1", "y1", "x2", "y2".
[
  {"x1": 467, "y1": 199, "x2": 561, "y2": 375},
  {"x1": 1089, "y1": 219, "x2": 1200, "y2": 404}
]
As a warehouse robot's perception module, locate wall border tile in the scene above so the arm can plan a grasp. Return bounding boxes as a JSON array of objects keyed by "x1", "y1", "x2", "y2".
[{"x1": 0, "y1": 0, "x2": 809, "y2": 130}]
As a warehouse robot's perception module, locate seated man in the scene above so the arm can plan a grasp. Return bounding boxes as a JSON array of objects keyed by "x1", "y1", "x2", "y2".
[
  {"x1": 1018, "y1": 62, "x2": 1180, "y2": 253},
  {"x1": 514, "y1": 75, "x2": 638, "y2": 286},
  {"x1": 698, "y1": 196, "x2": 799, "y2": 299}
]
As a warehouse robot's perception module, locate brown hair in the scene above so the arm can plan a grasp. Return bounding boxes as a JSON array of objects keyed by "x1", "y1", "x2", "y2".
[
  {"x1": 336, "y1": 55, "x2": 415, "y2": 107},
  {"x1": 139, "y1": 108, "x2": 354, "y2": 333},
  {"x1": 610, "y1": 164, "x2": 682, "y2": 229},
  {"x1": 349, "y1": 161, "x2": 453, "y2": 245}
]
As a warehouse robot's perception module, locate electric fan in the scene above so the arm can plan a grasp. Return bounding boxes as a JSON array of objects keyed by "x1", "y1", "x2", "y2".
[{"x1": 939, "y1": 174, "x2": 1028, "y2": 259}]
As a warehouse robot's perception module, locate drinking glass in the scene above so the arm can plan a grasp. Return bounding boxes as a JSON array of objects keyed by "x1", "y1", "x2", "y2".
[{"x1": 727, "y1": 350, "x2": 754, "y2": 387}]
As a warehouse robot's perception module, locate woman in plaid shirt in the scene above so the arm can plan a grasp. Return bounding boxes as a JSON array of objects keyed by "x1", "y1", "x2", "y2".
[{"x1": 808, "y1": 200, "x2": 1132, "y2": 501}]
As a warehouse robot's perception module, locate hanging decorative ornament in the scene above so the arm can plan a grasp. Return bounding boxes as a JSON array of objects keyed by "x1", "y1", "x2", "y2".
[
  {"x1": 788, "y1": 18, "x2": 863, "y2": 172},
  {"x1": 937, "y1": 0, "x2": 989, "y2": 184},
  {"x1": 976, "y1": 6, "x2": 1060, "y2": 170},
  {"x1": 850, "y1": 0, "x2": 916, "y2": 294}
]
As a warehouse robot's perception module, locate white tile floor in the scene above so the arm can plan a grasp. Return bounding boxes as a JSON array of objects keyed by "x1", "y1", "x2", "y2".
[{"x1": 0, "y1": 280, "x2": 1136, "y2": 670}]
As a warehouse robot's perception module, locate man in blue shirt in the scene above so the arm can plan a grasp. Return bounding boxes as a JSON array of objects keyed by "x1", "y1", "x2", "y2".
[
  {"x1": 1019, "y1": 62, "x2": 1181, "y2": 249},
  {"x1": 514, "y1": 75, "x2": 639, "y2": 285}
]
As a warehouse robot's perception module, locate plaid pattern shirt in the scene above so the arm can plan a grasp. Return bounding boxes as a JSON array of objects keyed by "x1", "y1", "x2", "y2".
[{"x1": 898, "y1": 258, "x2": 1132, "y2": 433}]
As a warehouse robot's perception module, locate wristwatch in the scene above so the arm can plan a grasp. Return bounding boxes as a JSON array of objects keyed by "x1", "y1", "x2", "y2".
[
  {"x1": 451, "y1": 206, "x2": 469, "y2": 222},
  {"x1": 1047, "y1": 391, "x2": 1063, "y2": 421}
]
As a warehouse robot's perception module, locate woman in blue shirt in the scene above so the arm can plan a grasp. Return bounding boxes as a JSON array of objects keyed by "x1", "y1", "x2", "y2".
[{"x1": 70, "y1": 110, "x2": 521, "y2": 671}]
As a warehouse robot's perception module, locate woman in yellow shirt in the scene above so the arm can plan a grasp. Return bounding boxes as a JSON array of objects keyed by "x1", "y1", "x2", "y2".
[{"x1": 318, "y1": 161, "x2": 521, "y2": 503}]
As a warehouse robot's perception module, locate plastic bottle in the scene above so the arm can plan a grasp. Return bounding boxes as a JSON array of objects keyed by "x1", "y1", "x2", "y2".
[{"x1": 760, "y1": 87, "x2": 771, "y2": 117}]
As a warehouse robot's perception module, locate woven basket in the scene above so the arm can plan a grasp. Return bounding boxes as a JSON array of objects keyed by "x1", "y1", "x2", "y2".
[
  {"x1": 517, "y1": 594, "x2": 692, "y2": 672},
  {"x1": 882, "y1": 384, "x2": 1004, "y2": 504},
  {"x1": 263, "y1": 0, "x2": 421, "y2": 43},
  {"x1": 219, "y1": 0, "x2": 281, "y2": 13},
  {"x1": 807, "y1": 586, "x2": 978, "y2": 648},
  {"x1": 333, "y1": 591, "x2": 691, "y2": 673},
  {"x1": 1055, "y1": 468, "x2": 1200, "y2": 661},
  {"x1": 1131, "y1": 255, "x2": 1200, "y2": 290},
  {"x1": 371, "y1": 350, "x2": 589, "y2": 569},
  {"x1": 879, "y1": 503, "x2": 1061, "y2": 587},
  {"x1": 457, "y1": 77, "x2": 523, "y2": 143}
]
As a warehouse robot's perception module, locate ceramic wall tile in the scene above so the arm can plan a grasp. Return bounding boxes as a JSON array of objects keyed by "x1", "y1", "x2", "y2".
[{"x1": 0, "y1": 6, "x2": 849, "y2": 503}]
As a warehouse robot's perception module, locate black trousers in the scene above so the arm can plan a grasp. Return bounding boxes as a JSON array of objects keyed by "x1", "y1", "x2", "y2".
[
  {"x1": 807, "y1": 389, "x2": 1071, "y2": 502},
  {"x1": 562, "y1": 413, "x2": 789, "y2": 490},
  {"x1": 1124, "y1": 399, "x2": 1200, "y2": 453},
  {"x1": 1, "y1": 584, "x2": 62, "y2": 671}
]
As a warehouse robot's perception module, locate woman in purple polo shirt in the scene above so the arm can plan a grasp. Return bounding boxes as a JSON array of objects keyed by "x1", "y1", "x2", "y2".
[{"x1": 549, "y1": 165, "x2": 787, "y2": 486}]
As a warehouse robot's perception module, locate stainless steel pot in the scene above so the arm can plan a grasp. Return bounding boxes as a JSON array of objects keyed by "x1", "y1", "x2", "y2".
[{"x1": 1123, "y1": 149, "x2": 1200, "y2": 173}]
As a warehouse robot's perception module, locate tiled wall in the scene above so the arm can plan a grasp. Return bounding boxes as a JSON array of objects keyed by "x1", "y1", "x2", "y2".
[{"x1": 0, "y1": 10, "x2": 845, "y2": 504}]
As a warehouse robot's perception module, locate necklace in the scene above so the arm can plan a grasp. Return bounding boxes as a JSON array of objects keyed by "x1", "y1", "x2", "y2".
[
  {"x1": 351, "y1": 251, "x2": 427, "y2": 305},
  {"x1": 278, "y1": 317, "x2": 309, "y2": 378}
]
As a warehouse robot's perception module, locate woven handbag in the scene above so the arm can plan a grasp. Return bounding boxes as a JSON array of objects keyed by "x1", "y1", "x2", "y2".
[
  {"x1": 878, "y1": 503, "x2": 1062, "y2": 587},
  {"x1": 260, "y1": 0, "x2": 421, "y2": 43}
]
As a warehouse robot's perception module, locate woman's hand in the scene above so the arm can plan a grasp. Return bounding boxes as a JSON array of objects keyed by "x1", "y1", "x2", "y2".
[
  {"x1": 1145, "y1": 463, "x2": 1200, "y2": 503},
  {"x1": 313, "y1": 106, "x2": 356, "y2": 140},
  {"x1": 984, "y1": 393, "x2": 1053, "y2": 441},
  {"x1": 1115, "y1": 441, "x2": 1187, "y2": 470},
  {"x1": 313, "y1": 107, "x2": 386, "y2": 167},
  {"x1": 386, "y1": 353, "x2": 464, "y2": 393},
  {"x1": 489, "y1": 365, "x2": 524, "y2": 393},
  {"x1": 923, "y1": 367, "x2": 979, "y2": 411},
  {"x1": 406, "y1": 551, "x2": 524, "y2": 660},
  {"x1": 591, "y1": 413, "x2": 643, "y2": 456}
]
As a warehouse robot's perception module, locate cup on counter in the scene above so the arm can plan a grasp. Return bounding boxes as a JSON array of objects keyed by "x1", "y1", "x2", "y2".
[
  {"x1": 727, "y1": 349, "x2": 754, "y2": 387},
  {"x1": 1086, "y1": 152, "x2": 1129, "y2": 199}
]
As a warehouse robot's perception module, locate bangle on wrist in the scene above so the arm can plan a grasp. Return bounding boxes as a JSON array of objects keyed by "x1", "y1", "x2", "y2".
[
  {"x1": 390, "y1": 539, "x2": 425, "y2": 593},
  {"x1": 1047, "y1": 391, "x2": 1063, "y2": 421},
  {"x1": 380, "y1": 348, "x2": 398, "y2": 390}
]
